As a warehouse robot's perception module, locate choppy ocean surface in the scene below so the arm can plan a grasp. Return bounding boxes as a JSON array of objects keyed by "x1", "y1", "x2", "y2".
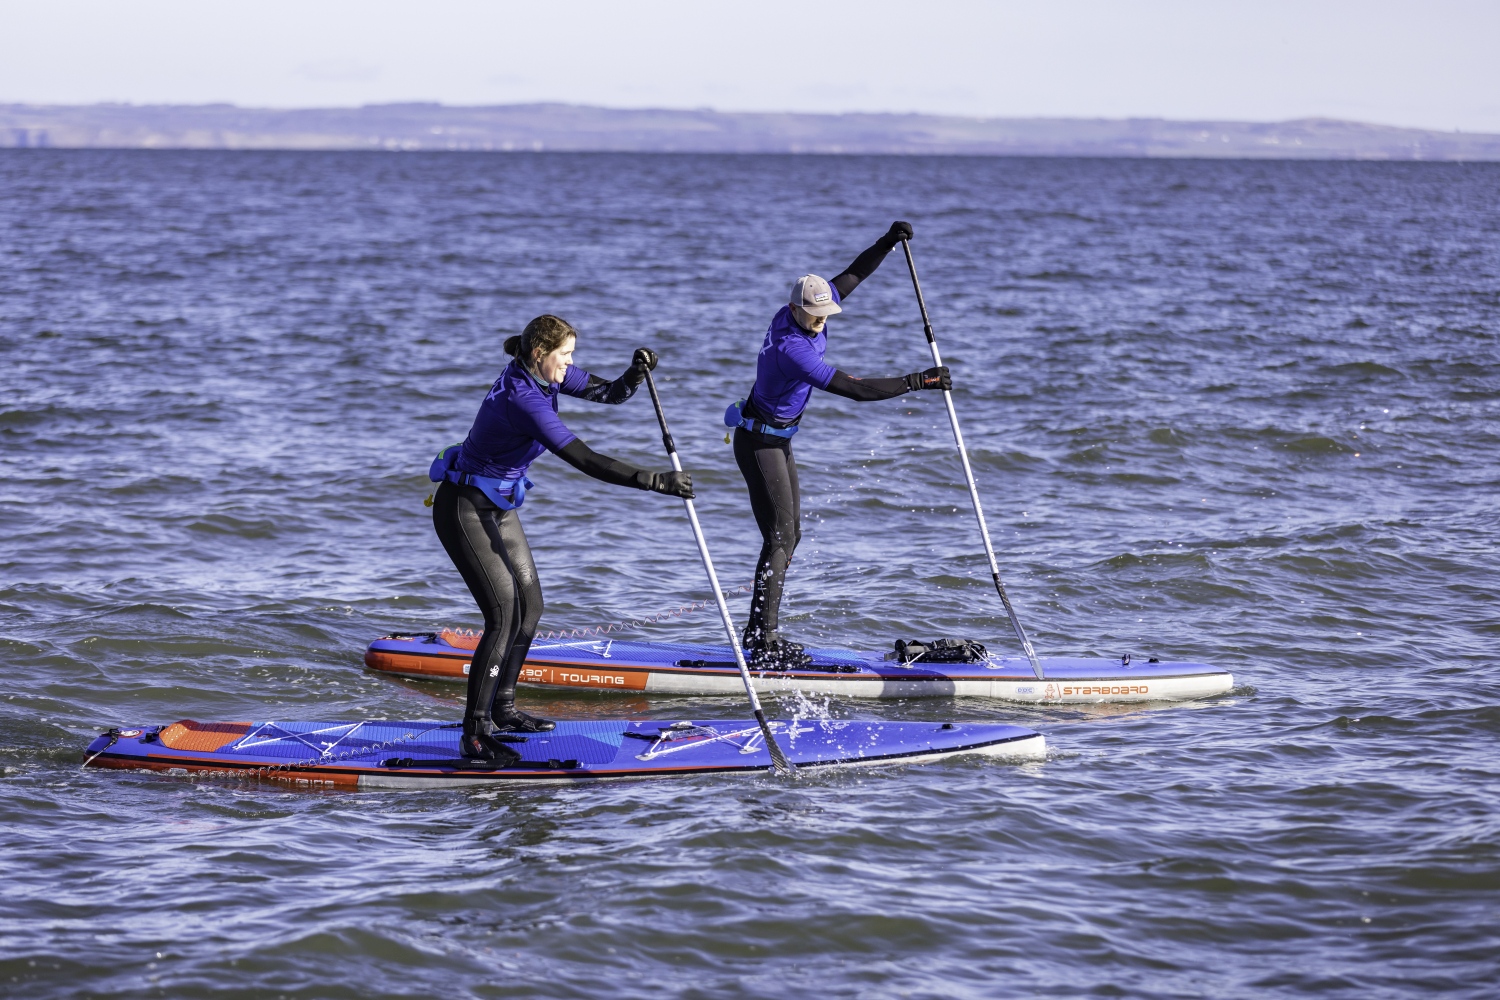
[{"x1": 1, "y1": 150, "x2": 1496, "y2": 998}]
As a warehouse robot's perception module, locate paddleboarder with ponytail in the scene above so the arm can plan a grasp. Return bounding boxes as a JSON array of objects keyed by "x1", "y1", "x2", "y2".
[
  {"x1": 430, "y1": 315, "x2": 692, "y2": 762},
  {"x1": 730, "y1": 221, "x2": 952, "y2": 668}
]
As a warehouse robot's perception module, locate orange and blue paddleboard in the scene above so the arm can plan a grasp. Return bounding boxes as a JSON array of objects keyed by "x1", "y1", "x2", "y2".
[
  {"x1": 83, "y1": 717, "x2": 1046, "y2": 789},
  {"x1": 364, "y1": 631, "x2": 1234, "y2": 703}
]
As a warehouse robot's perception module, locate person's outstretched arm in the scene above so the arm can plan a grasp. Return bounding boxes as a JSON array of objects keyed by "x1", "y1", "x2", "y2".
[
  {"x1": 555, "y1": 438, "x2": 693, "y2": 498},
  {"x1": 519, "y1": 381, "x2": 691, "y2": 497},
  {"x1": 776, "y1": 325, "x2": 951, "y2": 403},
  {"x1": 823, "y1": 366, "x2": 951, "y2": 402},
  {"x1": 830, "y1": 221, "x2": 913, "y2": 299},
  {"x1": 568, "y1": 349, "x2": 659, "y2": 405}
]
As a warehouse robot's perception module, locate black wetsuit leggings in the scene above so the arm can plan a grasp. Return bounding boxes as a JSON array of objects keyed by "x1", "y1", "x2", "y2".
[
  {"x1": 733, "y1": 427, "x2": 801, "y2": 638},
  {"x1": 431, "y1": 480, "x2": 543, "y2": 725}
]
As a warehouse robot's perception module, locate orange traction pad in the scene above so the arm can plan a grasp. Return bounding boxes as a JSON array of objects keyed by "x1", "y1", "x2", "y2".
[
  {"x1": 158, "y1": 720, "x2": 253, "y2": 752},
  {"x1": 440, "y1": 629, "x2": 481, "y2": 651}
]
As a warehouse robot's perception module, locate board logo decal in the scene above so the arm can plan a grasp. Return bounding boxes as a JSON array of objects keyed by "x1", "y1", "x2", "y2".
[
  {"x1": 1062, "y1": 685, "x2": 1150, "y2": 696},
  {"x1": 522, "y1": 666, "x2": 642, "y2": 689}
]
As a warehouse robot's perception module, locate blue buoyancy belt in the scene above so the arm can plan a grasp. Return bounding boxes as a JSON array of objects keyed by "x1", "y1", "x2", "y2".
[
  {"x1": 428, "y1": 444, "x2": 533, "y2": 511},
  {"x1": 724, "y1": 398, "x2": 798, "y2": 439}
]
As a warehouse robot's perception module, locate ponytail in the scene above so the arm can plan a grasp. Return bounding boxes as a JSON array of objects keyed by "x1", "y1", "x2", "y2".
[{"x1": 506, "y1": 315, "x2": 577, "y2": 364}]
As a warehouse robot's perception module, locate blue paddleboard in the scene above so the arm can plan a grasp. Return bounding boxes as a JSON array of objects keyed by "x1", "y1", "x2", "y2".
[{"x1": 84, "y1": 717, "x2": 1046, "y2": 789}]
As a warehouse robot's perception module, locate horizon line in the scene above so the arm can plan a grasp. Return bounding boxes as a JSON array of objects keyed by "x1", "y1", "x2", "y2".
[
  {"x1": 6, "y1": 102, "x2": 1498, "y2": 159},
  {"x1": 2, "y1": 99, "x2": 1488, "y2": 136}
]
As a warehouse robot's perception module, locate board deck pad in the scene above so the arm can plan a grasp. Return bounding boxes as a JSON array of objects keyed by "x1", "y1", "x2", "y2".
[
  {"x1": 83, "y1": 717, "x2": 1046, "y2": 788},
  {"x1": 363, "y1": 631, "x2": 1235, "y2": 703}
]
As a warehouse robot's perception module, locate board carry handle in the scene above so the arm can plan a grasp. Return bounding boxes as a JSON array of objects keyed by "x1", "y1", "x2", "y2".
[
  {"x1": 642, "y1": 365, "x2": 795, "y2": 774},
  {"x1": 900, "y1": 239, "x2": 1045, "y2": 681}
]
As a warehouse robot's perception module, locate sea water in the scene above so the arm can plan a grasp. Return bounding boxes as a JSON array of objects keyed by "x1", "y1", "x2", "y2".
[{"x1": 1, "y1": 150, "x2": 1496, "y2": 998}]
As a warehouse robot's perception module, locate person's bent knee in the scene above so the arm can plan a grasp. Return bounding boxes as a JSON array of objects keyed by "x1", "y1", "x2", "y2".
[{"x1": 516, "y1": 584, "x2": 544, "y2": 636}]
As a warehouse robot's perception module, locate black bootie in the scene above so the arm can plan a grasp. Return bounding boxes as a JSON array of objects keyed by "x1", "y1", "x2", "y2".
[
  {"x1": 490, "y1": 635, "x2": 556, "y2": 733},
  {"x1": 460, "y1": 641, "x2": 518, "y2": 759},
  {"x1": 747, "y1": 628, "x2": 810, "y2": 671},
  {"x1": 460, "y1": 717, "x2": 521, "y2": 764}
]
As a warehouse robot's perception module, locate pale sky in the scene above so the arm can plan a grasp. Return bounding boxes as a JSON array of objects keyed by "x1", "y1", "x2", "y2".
[{"x1": 3, "y1": 0, "x2": 1498, "y2": 132}]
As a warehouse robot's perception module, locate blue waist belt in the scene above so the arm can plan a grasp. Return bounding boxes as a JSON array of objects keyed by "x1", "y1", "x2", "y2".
[
  {"x1": 428, "y1": 444, "x2": 533, "y2": 511},
  {"x1": 724, "y1": 398, "x2": 799, "y2": 439}
]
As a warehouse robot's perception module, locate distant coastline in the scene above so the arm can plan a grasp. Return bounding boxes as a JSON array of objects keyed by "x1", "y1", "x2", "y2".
[{"x1": 2, "y1": 102, "x2": 1497, "y2": 160}]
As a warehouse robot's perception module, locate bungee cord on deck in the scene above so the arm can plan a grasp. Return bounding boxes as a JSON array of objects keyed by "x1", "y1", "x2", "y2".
[{"x1": 435, "y1": 585, "x2": 755, "y2": 643}]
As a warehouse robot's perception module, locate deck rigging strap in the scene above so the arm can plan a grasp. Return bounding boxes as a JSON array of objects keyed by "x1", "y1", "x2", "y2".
[
  {"x1": 406, "y1": 585, "x2": 756, "y2": 648},
  {"x1": 212, "y1": 721, "x2": 460, "y2": 780},
  {"x1": 533, "y1": 585, "x2": 753, "y2": 640}
]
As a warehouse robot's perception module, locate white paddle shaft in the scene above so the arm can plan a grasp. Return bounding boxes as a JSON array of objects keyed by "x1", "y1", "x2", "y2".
[
  {"x1": 643, "y1": 369, "x2": 795, "y2": 773},
  {"x1": 900, "y1": 240, "x2": 1044, "y2": 681}
]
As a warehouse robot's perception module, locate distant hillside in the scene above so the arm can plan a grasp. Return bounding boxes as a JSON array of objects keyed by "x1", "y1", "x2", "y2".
[{"x1": 2, "y1": 102, "x2": 1497, "y2": 159}]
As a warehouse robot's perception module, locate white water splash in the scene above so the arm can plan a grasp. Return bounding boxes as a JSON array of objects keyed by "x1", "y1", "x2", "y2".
[{"x1": 778, "y1": 686, "x2": 834, "y2": 723}]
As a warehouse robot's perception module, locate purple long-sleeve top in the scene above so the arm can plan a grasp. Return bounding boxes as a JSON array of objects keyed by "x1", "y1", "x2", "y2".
[
  {"x1": 744, "y1": 285, "x2": 844, "y2": 426},
  {"x1": 456, "y1": 360, "x2": 597, "y2": 481}
]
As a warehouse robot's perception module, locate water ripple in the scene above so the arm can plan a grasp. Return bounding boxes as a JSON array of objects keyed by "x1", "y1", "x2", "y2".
[{"x1": 0, "y1": 151, "x2": 1496, "y2": 998}]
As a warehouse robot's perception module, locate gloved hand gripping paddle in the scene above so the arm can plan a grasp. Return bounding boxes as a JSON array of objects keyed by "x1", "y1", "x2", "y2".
[
  {"x1": 624, "y1": 347, "x2": 660, "y2": 389},
  {"x1": 641, "y1": 365, "x2": 795, "y2": 774},
  {"x1": 900, "y1": 239, "x2": 1045, "y2": 681}
]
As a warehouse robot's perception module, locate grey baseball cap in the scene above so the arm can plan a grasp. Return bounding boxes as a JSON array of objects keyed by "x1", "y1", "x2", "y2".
[{"x1": 788, "y1": 274, "x2": 842, "y2": 317}]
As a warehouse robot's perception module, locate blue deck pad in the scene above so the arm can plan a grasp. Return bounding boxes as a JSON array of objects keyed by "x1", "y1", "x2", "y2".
[
  {"x1": 533, "y1": 638, "x2": 871, "y2": 668},
  {"x1": 520, "y1": 638, "x2": 1222, "y2": 682},
  {"x1": 222, "y1": 720, "x2": 629, "y2": 766},
  {"x1": 227, "y1": 721, "x2": 459, "y2": 760}
]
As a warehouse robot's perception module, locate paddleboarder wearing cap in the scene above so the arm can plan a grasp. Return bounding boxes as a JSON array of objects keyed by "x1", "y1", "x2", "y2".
[{"x1": 730, "y1": 222, "x2": 951, "y2": 668}]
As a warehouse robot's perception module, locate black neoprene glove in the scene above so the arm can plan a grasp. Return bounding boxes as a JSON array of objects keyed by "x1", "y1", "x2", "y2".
[
  {"x1": 904, "y1": 365, "x2": 951, "y2": 391},
  {"x1": 648, "y1": 470, "x2": 694, "y2": 499},
  {"x1": 877, "y1": 220, "x2": 914, "y2": 252},
  {"x1": 623, "y1": 347, "x2": 658, "y2": 387}
]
